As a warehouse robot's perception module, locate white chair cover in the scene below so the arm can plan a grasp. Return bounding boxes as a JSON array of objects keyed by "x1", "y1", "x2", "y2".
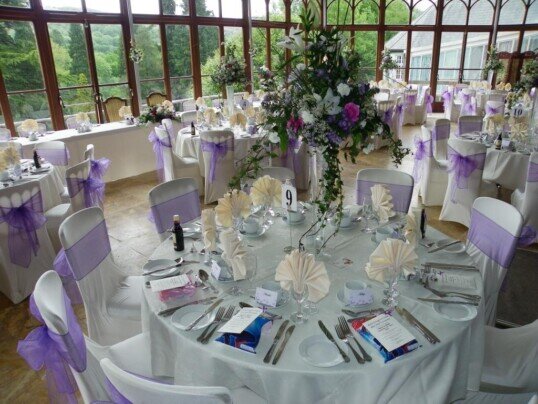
[
  {"x1": 484, "y1": 100, "x2": 505, "y2": 118},
  {"x1": 393, "y1": 96, "x2": 404, "y2": 140},
  {"x1": 431, "y1": 118, "x2": 450, "y2": 161},
  {"x1": 200, "y1": 130, "x2": 235, "y2": 204},
  {"x1": 414, "y1": 87, "x2": 432, "y2": 125},
  {"x1": 457, "y1": 115, "x2": 484, "y2": 136},
  {"x1": 59, "y1": 207, "x2": 142, "y2": 345},
  {"x1": 36, "y1": 141, "x2": 70, "y2": 185},
  {"x1": 259, "y1": 166, "x2": 295, "y2": 182},
  {"x1": 0, "y1": 181, "x2": 55, "y2": 303},
  {"x1": 466, "y1": 197, "x2": 523, "y2": 325},
  {"x1": 271, "y1": 140, "x2": 309, "y2": 190},
  {"x1": 417, "y1": 126, "x2": 448, "y2": 206},
  {"x1": 376, "y1": 100, "x2": 397, "y2": 149},
  {"x1": 149, "y1": 178, "x2": 201, "y2": 241},
  {"x1": 511, "y1": 152, "x2": 538, "y2": 245},
  {"x1": 459, "y1": 88, "x2": 477, "y2": 117},
  {"x1": 402, "y1": 90, "x2": 418, "y2": 125},
  {"x1": 180, "y1": 110, "x2": 198, "y2": 128},
  {"x1": 84, "y1": 144, "x2": 95, "y2": 161},
  {"x1": 374, "y1": 92, "x2": 389, "y2": 102},
  {"x1": 439, "y1": 139, "x2": 488, "y2": 227}
]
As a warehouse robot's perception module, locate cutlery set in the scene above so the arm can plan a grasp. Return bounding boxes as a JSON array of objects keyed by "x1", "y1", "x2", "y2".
[
  {"x1": 264, "y1": 321, "x2": 295, "y2": 365},
  {"x1": 395, "y1": 307, "x2": 440, "y2": 344},
  {"x1": 197, "y1": 305, "x2": 236, "y2": 344}
]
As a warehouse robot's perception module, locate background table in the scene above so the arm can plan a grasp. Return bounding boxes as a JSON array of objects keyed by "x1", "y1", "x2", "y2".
[
  {"x1": 142, "y1": 214, "x2": 485, "y2": 404},
  {"x1": 483, "y1": 149, "x2": 530, "y2": 190}
]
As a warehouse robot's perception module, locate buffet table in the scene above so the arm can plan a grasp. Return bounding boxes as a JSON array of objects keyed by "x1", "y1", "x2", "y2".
[{"x1": 142, "y1": 212, "x2": 485, "y2": 404}]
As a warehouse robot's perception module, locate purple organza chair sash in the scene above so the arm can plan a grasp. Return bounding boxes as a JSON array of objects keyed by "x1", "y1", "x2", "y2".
[
  {"x1": 106, "y1": 377, "x2": 131, "y2": 404},
  {"x1": 460, "y1": 93, "x2": 476, "y2": 115},
  {"x1": 148, "y1": 129, "x2": 172, "y2": 183},
  {"x1": 412, "y1": 137, "x2": 432, "y2": 181},
  {"x1": 432, "y1": 124, "x2": 450, "y2": 141},
  {"x1": 200, "y1": 138, "x2": 234, "y2": 183},
  {"x1": 468, "y1": 209, "x2": 518, "y2": 268},
  {"x1": 63, "y1": 220, "x2": 111, "y2": 281},
  {"x1": 38, "y1": 148, "x2": 70, "y2": 166},
  {"x1": 424, "y1": 94, "x2": 434, "y2": 113},
  {"x1": 485, "y1": 105, "x2": 503, "y2": 116},
  {"x1": 280, "y1": 137, "x2": 303, "y2": 178},
  {"x1": 0, "y1": 190, "x2": 46, "y2": 268},
  {"x1": 53, "y1": 250, "x2": 83, "y2": 304},
  {"x1": 518, "y1": 225, "x2": 537, "y2": 246},
  {"x1": 356, "y1": 179, "x2": 413, "y2": 213},
  {"x1": 458, "y1": 120, "x2": 482, "y2": 136},
  {"x1": 442, "y1": 90, "x2": 452, "y2": 111},
  {"x1": 90, "y1": 158, "x2": 111, "y2": 180},
  {"x1": 17, "y1": 292, "x2": 86, "y2": 404},
  {"x1": 67, "y1": 175, "x2": 105, "y2": 208},
  {"x1": 527, "y1": 161, "x2": 538, "y2": 182},
  {"x1": 393, "y1": 104, "x2": 404, "y2": 128},
  {"x1": 150, "y1": 190, "x2": 201, "y2": 234},
  {"x1": 404, "y1": 94, "x2": 417, "y2": 109},
  {"x1": 447, "y1": 146, "x2": 486, "y2": 202},
  {"x1": 383, "y1": 107, "x2": 393, "y2": 126}
]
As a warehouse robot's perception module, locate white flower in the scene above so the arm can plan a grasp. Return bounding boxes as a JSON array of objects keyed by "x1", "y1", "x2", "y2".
[
  {"x1": 363, "y1": 143, "x2": 375, "y2": 154},
  {"x1": 278, "y1": 26, "x2": 305, "y2": 52},
  {"x1": 75, "y1": 112, "x2": 89, "y2": 123},
  {"x1": 20, "y1": 119, "x2": 39, "y2": 133},
  {"x1": 296, "y1": 63, "x2": 306, "y2": 71},
  {"x1": 268, "y1": 131, "x2": 280, "y2": 144},
  {"x1": 300, "y1": 110, "x2": 315, "y2": 124},
  {"x1": 314, "y1": 89, "x2": 341, "y2": 116},
  {"x1": 337, "y1": 83, "x2": 350, "y2": 97}
]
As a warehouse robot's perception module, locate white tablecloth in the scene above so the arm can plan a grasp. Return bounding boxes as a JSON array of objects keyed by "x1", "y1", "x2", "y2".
[
  {"x1": 142, "y1": 215, "x2": 485, "y2": 404},
  {"x1": 483, "y1": 149, "x2": 530, "y2": 190},
  {"x1": 11, "y1": 164, "x2": 64, "y2": 211}
]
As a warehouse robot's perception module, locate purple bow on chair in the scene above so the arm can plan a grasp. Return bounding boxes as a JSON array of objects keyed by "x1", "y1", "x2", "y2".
[
  {"x1": 460, "y1": 93, "x2": 476, "y2": 116},
  {"x1": 383, "y1": 107, "x2": 394, "y2": 126},
  {"x1": 412, "y1": 137, "x2": 432, "y2": 181},
  {"x1": 447, "y1": 146, "x2": 486, "y2": 202},
  {"x1": 393, "y1": 104, "x2": 404, "y2": 128},
  {"x1": 0, "y1": 191, "x2": 46, "y2": 268},
  {"x1": 441, "y1": 90, "x2": 452, "y2": 111},
  {"x1": 485, "y1": 105, "x2": 503, "y2": 116},
  {"x1": 201, "y1": 138, "x2": 234, "y2": 183},
  {"x1": 425, "y1": 95, "x2": 434, "y2": 113},
  {"x1": 53, "y1": 250, "x2": 83, "y2": 305},
  {"x1": 17, "y1": 293, "x2": 86, "y2": 404},
  {"x1": 518, "y1": 225, "x2": 537, "y2": 247},
  {"x1": 66, "y1": 175, "x2": 105, "y2": 208},
  {"x1": 90, "y1": 158, "x2": 111, "y2": 180},
  {"x1": 404, "y1": 94, "x2": 417, "y2": 110},
  {"x1": 148, "y1": 129, "x2": 172, "y2": 182}
]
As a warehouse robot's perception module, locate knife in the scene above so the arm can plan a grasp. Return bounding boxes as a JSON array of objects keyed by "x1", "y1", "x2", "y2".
[
  {"x1": 272, "y1": 325, "x2": 295, "y2": 365},
  {"x1": 158, "y1": 296, "x2": 217, "y2": 317},
  {"x1": 318, "y1": 320, "x2": 350, "y2": 363},
  {"x1": 418, "y1": 297, "x2": 479, "y2": 306},
  {"x1": 396, "y1": 307, "x2": 440, "y2": 344},
  {"x1": 263, "y1": 320, "x2": 289, "y2": 363},
  {"x1": 184, "y1": 298, "x2": 223, "y2": 330},
  {"x1": 428, "y1": 240, "x2": 461, "y2": 253},
  {"x1": 144, "y1": 262, "x2": 182, "y2": 276},
  {"x1": 424, "y1": 262, "x2": 478, "y2": 271}
]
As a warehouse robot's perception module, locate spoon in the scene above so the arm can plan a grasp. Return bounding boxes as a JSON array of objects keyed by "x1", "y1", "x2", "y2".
[{"x1": 198, "y1": 269, "x2": 219, "y2": 294}]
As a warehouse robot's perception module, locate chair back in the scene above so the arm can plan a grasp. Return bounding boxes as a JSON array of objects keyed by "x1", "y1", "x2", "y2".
[
  {"x1": 485, "y1": 100, "x2": 505, "y2": 117},
  {"x1": 0, "y1": 127, "x2": 11, "y2": 140},
  {"x1": 374, "y1": 92, "x2": 389, "y2": 102},
  {"x1": 420, "y1": 87, "x2": 433, "y2": 123},
  {"x1": 486, "y1": 91, "x2": 507, "y2": 104},
  {"x1": 153, "y1": 126, "x2": 175, "y2": 182},
  {"x1": 149, "y1": 178, "x2": 201, "y2": 241},
  {"x1": 432, "y1": 118, "x2": 450, "y2": 160},
  {"x1": 200, "y1": 130, "x2": 235, "y2": 204},
  {"x1": 84, "y1": 144, "x2": 95, "y2": 161},
  {"x1": 459, "y1": 89, "x2": 477, "y2": 117},
  {"x1": 103, "y1": 97, "x2": 127, "y2": 123},
  {"x1": 259, "y1": 166, "x2": 295, "y2": 182},
  {"x1": 467, "y1": 197, "x2": 523, "y2": 325},
  {"x1": 66, "y1": 159, "x2": 102, "y2": 211},
  {"x1": 180, "y1": 110, "x2": 198, "y2": 128},
  {"x1": 36, "y1": 141, "x2": 69, "y2": 166},
  {"x1": 402, "y1": 90, "x2": 417, "y2": 125},
  {"x1": 181, "y1": 99, "x2": 196, "y2": 111},
  {"x1": 100, "y1": 358, "x2": 232, "y2": 404},
  {"x1": 146, "y1": 92, "x2": 167, "y2": 107},
  {"x1": 457, "y1": 115, "x2": 483, "y2": 136},
  {"x1": 518, "y1": 152, "x2": 538, "y2": 245},
  {"x1": 355, "y1": 168, "x2": 414, "y2": 213}
]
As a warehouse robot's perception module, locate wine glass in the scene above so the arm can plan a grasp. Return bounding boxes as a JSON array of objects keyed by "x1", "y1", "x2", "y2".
[
  {"x1": 291, "y1": 287, "x2": 309, "y2": 324},
  {"x1": 361, "y1": 197, "x2": 377, "y2": 233},
  {"x1": 382, "y1": 266, "x2": 400, "y2": 311}
]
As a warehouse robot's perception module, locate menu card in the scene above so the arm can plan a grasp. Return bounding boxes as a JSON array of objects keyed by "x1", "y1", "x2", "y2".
[
  {"x1": 150, "y1": 274, "x2": 190, "y2": 292},
  {"x1": 363, "y1": 314, "x2": 415, "y2": 352},
  {"x1": 218, "y1": 307, "x2": 263, "y2": 334},
  {"x1": 432, "y1": 273, "x2": 476, "y2": 290}
]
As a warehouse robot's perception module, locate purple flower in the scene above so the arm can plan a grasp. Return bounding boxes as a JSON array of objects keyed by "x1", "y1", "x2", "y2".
[
  {"x1": 327, "y1": 132, "x2": 342, "y2": 145},
  {"x1": 343, "y1": 102, "x2": 360, "y2": 123}
]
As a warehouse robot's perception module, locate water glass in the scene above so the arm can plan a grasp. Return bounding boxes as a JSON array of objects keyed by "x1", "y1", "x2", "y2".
[{"x1": 291, "y1": 287, "x2": 309, "y2": 324}]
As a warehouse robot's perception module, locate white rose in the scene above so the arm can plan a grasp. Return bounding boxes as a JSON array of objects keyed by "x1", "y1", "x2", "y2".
[
  {"x1": 337, "y1": 83, "x2": 351, "y2": 97},
  {"x1": 300, "y1": 110, "x2": 315, "y2": 124},
  {"x1": 268, "y1": 131, "x2": 280, "y2": 144}
]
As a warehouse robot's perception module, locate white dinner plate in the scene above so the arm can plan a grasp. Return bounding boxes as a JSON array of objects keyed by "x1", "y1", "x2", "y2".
[
  {"x1": 299, "y1": 335, "x2": 349, "y2": 367},
  {"x1": 336, "y1": 287, "x2": 374, "y2": 308},
  {"x1": 432, "y1": 297, "x2": 478, "y2": 322},
  {"x1": 143, "y1": 259, "x2": 178, "y2": 278},
  {"x1": 434, "y1": 239, "x2": 466, "y2": 254},
  {"x1": 170, "y1": 304, "x2": 216, "y2": 330}
]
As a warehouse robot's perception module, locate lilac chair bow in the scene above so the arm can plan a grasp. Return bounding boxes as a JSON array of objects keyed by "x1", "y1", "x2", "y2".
[
  {"x1": 67, "y1": 175, "x2": 105, "y2": 208},
  {"x1": 460, "y1": 93, "x2": 476, "y2": 116},
  {"x1": 200, "y1": 138, "x2": 234, "y2": 183},
  {"x1": 393, "y1": 104, "x2": 404, "y2": 128},
  {"x1": 105, "y1": 378, "x2": 131, "y2": 404},
  {"x1": 424, "y1": 95, "x2": 434, "y2": 113},
  {"x1": 38, "y1": 148, "x2": 70, "y2": 166},
  {"x1": 90, "y1": 158, "x2": 111, "y2": 180},
  {"x1": 447, "y1": 146, "x2": 486, "y2": 202},
  {"x1": 383, "y1": 107, "x2": 394, "y2": 126},
  {"x1": 404, "y1": 94, "x2": 417, "y2": 110},
  {"x1": 412, "y1": 137, "x2": 432, "y2": 181},
  {"x1": 53, "y1": 250, "x2": 83, "y2": 304},
  {"x1": 518, "y1": 225, "x2": 537, "y2": 247},
  {"x1": 0, "y1": 191, "x2": 46, "y2": 268},
  {"x1": 148, "y1": 129, "x2": 172, "y2": 182},
  {"x1": 441, "y1": 90, "x2": 452, "y2": 111},
  {"x1": 485, "y1": 105, "x2": 503, "y2": 116},
  {"x1": 17, "y1": 292, "x2": 86, "y2": 404},
  {"x1": 150, "y1": 190, "x2": 201, "y2": 234}
]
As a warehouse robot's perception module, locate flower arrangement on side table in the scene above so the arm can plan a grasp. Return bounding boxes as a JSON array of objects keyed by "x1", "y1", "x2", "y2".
[
  {"x1": 379, "y1": 48, "x2": 399, "y2": 76},
  {"x1": 138, "y1": 100, "x2": 176, "y2": 124},
  {"x1": 482, "y1": 45, "x2": 504, "y2": 81}
]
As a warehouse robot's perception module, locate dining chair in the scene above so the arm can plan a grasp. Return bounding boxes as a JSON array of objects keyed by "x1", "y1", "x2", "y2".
[
  {"x1": 85, "y1": 143, "x2": 111, "y2": 181},
  {"x1": 59, "y1": 207, "x2": 143, "y2": 345},
  {"x1": 402, "y1": 90, "x2": 418, "y2": 126},
  {"x1": 416, "y1": 125, "x2": 448, "y2": 207},
  {"x1": 146, "y1": 91, "x2": 168, "y2": 107},
  {"x1": 149, "y1": 178, "x2": 201, "y2": 241},
  {"x1": 457, "y1": 115, "x2": 483, "y2": 137},
  {"x1": 66, "y1": 116, "x2": 78, "y2": 129},
  {"x1": 375, "y1": 99, "x2": 397, "y2": 149},
  {"x1": 416, "y1": 87, "x2": 433, "y2": 125},
  {"x1": 35, "y1": 141, "x2": 70, "y2": 186},
  {"x1": 393, "y1": 96, "x2": 404, "y2": 140},
  {"x1": 374, "y1": 92, "x2": 389, "y2": 103},
  {"x1": 466, "y1": 197, "x2": 523, "y2": 325},
  {"x1": 103, "y1": 97, "x2": 127, "y2": 123},
  {"x1": 270, "y1": 140, "x2": 309, "y2": 190},
  {"x1": 259, "y1": 166, "x2": 295, "y2": 183},
  {"x1": 355, "y1": 168, "x2": 414, "y2": 213},
  {"x1": 484, "y1": 100, "x2": 505, "y2": 118},
  {"x1": 179, "y1": 110, "x2": 198, "y2": 128},
  {"x1": 0, "y1": 181, "x2": 55, "y2": 303},
  {"x1": 200, "y1": 130, "x2": 235, "y2": 204},
  {"x1": 431, "y1": 118, "x2": 451, "y2": 161},
  {"x1": 20, "y1": 270, "x2": 167, "y2": 403},
  {"x1": 511, "y1": 152, "x2": 538, "y2": 246},
  {"x1": 181, "y1": 99, "x2": 196, "y2": 111},
  {"x1": 100, "y1": 357, "x2": 266, "y2": 404}
]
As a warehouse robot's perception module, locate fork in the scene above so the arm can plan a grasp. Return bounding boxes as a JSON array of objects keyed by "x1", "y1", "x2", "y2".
[
  {"x1": 197, "y1": 307, "x2": 225, "y2": 342},
  {"x1": 338, "y1": 316, "x2": 372, "y2": 362},
  {"x1": 424, "y1": 281, "x2": 481, "y2": 301},
  {"x1": 201, "y1": 305, "x2": 235, "y2": 344},
  {"x1": 334, "y1": 324, "x2": 365, "y2": 364}
]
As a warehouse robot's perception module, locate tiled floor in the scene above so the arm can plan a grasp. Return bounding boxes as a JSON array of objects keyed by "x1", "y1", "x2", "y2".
[{"x1": 0, "y1": 117, "x2": 534, "y2": 401}]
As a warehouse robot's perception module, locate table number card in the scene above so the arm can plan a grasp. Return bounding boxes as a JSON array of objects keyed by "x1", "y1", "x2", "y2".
[
  {"x1": 363, "y1": 314, "x2": 415, "y2": 353},
  {"x1": 255, "y1": 287, "x2": 279, "y2": 308},
  {"x1": 218, "y1": 307, "x2": 263, "y2": 334},
  {"x1": 282, "y1": 183, "x2": 298, "y2": 212}
]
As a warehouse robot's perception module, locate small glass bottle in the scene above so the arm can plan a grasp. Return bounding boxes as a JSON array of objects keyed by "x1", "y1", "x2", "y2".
[
  {"x1": 172, "y1": 215, "x2": 184, "y2": 252},
  {"x1": 494, "y1": 133, "x2": 502, "y2": 150},
  {"x1": 420, "y1": 207, "x2": 427, "y2": 239},
  {"x1": 33, "y1": 150, "x2": 41, "y2": 169},
  {"x1": 190, "y1": 122, "x2": 196, "y2": 137}
]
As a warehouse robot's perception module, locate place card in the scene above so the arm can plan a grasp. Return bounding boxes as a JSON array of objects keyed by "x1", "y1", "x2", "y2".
[
  {"x1": 255, "y1": 287, "x2": 279, "y2": 308},
  {"x1": 150, "y1": 274, "x2": 190, "y2": 292},
  {"x1": 218, "y1": 307, "x2": 263, "y2": 334},
  {"x1": 432, "y1": 272, "x2": 476, "y2": 290},
  {"x1": 363, "y1": 314, "x2": 415, "y2": 353},
  {"x1": 347, "y1": 288, "x2": 374, "y2": 306},
  {"x1": 211, "y1": 260, "x2": 222, "y2": 280}
]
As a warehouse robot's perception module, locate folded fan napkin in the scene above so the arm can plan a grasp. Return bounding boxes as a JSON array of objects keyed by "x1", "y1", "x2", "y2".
[
  {"x1": 201, "y1": 208, "x2": 217, "y2": 252},
  {"x1": 364, "y1": 238, "x2": 418, "y2": 282},
  {"x1": 275, "y1": 249, "x2": 330, "y2": 303},
  {"x1": 244, "y1": 106, "x2": 256, "y2": 118},
  {"x1": 250, "y1": 175, "x2": 282, "y2": 207},
  {"x1": 370, "y1": 184, "x2": 395, "y2": 223},
  {"x1": 215, "y1": 190, "x2": 252, "y2": 228},
  {"x1": 229, "y1": 112, "x2": 247, "y2": 128},
  {"x1": 204, "y1": 108, "x2": 218, "y2": 126},
  {"x1": 403, "y1": 213, "x2": 418, "y2": 246},
  {"x1": 216, "y1": 316, "x2": 271, "y2": 353},
  {"x1": 220, "y1": 228, "x2": 248, "y2": 280}
]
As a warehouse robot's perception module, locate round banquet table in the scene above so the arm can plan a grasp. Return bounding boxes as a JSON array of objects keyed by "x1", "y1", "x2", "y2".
[
  {"x1": 174, "y1": 127, "x2": 262, "y2": 176},
  {"x1": 142, "y1": 212, "x2": 485, "y2": 404},
  {"x1": 11, "y1": 162, "x2": 65, "y2": 210}
]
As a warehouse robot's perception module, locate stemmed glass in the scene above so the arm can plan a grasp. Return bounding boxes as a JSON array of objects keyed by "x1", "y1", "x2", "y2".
[
  {"x1": 291, "y1": 287, "x2": 309, "y2": 324},
  {"x1": 382, "y1": 266, "x2": 400, "y2": 311},
  {"x1": 361, "y1": 197, "x2": 377, "y2": 233},
  {"x1": 226, "y1": 253, "x2": 257, "y2": 296}
]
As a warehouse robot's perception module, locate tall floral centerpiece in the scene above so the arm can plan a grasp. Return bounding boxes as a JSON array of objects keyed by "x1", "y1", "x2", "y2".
[
  {"x1": 210, "y1": 43, "x2": 248, "y2": 116},
  {"x1": 230, "y1": 9, "x2": 408, "y2": 250},
  {"x1": 482, "y1": 45, "x2": 504, "y2": 83},
  {"x1": 379, "y1": 49, "x2": 399, "y2": 78},
  {"x1": 138, "y1": 100, "x2": 176, "y2": 124}
]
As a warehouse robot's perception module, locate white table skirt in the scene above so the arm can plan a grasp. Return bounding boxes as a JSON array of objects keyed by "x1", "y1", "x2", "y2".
[
  {"x1": 142, "y1": 216, "x2": 485, "y2": 404},
  {"x1": 12, "y1": 165, "x2": 64, "y2": 211},
  {"x1": 14, "y1": 121, "x2": 181, "y2": 183},
  {"x1": 483, "y1": 149, "x2": 530, "y2": 190}
]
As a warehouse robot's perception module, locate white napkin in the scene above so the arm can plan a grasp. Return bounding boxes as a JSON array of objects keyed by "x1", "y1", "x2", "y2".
[
  {"x1": 404, "y1": 213, "x2": 418, "y2": 247},
  {"x1": 201, "y1": 209, "x2": 217, "y2": 252},
  {"x1": 229, "y1": 112, "x2": 247, "y2": 128},
  {"x1": 370, "y1": 184, "x2": 395, "y2": 223},
  {"x1": 204, "y1": 108, "x2": 218, "y2": 126},
  {"x1": 220, "y1": 228, "x2": 248, "y2": 280},
  {"x1": 250, "y1": 175, "x2": 282, "y2": 207},
  {"x1": 364, "y1": 238, "x2": 418, "y2": 282},
  {"x1": 275, "y1": 249, "x2": 330, "y2": 303},
  {"x1": 215, "y1": 190, "x2": 252, "y2": 228},
  {"x1": 20, "y1": 119, "x2": 39, "y2": 133}
]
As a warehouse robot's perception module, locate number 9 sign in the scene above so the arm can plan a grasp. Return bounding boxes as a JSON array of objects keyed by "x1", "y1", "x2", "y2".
[{"x1": 282, "y1": 182, "x2": 297, "y2": 212}]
